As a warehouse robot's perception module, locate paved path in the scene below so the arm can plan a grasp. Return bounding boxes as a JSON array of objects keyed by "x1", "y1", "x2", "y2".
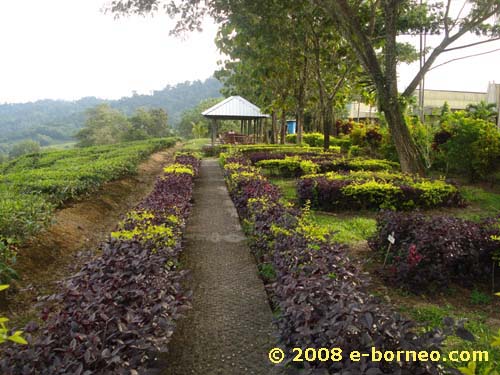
[{"x1": 159, "y1": 159, "x2": 280, "y2": 375}]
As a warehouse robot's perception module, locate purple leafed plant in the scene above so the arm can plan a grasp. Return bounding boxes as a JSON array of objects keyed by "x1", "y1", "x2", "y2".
[{"x1": 1, "y1": 154, "x2": 201, "y2": 374}]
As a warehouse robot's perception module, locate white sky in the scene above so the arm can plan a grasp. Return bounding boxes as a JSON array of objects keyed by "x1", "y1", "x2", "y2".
[{"x1": 1, "y1": 0, "x2": 500, "y2": 104}]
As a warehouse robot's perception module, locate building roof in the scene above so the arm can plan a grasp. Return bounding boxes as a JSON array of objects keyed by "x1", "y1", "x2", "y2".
[{"x1": 202, "y1": 96, "x2": 269, "y2": 120}]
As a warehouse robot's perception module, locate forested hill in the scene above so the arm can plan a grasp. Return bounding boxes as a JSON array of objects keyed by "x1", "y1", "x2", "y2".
[{"x1": 0, "y1": 77, "x2": 222, "y2": 151}]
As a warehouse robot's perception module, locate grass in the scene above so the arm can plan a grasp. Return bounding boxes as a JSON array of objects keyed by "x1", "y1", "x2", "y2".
[
  {"x1": 181, "y1": 138, "x2": 211, "y2": 152},
  {"x1": 399, "y1": 303, "x2": 500, "y2": 372},
  {"x1": 269, "y1": 177, "x2": 298, "y2": 201},
  {"x1": 311, "y1": 212, "x2": 377, "y2": 244},
  {"x1": 267, "y1": 177, "x2": 376, "y2": 244},
  {"x1": 459, "y1": 186, "x2": 500, "y2": 220}
]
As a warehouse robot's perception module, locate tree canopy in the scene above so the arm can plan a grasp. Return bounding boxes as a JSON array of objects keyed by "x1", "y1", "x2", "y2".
[{"x1": 108, "y1": 0, "x2": 500, "y2": 173}]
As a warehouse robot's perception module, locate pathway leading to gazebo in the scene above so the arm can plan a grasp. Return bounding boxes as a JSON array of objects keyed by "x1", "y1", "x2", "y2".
[{"x1": 159, "y1": 159, "x2": 281, "y2": 375}]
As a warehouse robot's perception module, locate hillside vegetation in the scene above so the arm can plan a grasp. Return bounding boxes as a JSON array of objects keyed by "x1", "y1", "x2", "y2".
[
  {"x1": 0, "y1": 138, "x2": 176, "y2": 282},
  {"x1": 0, "y1": 78, "x2": 221, "y2": 153}
]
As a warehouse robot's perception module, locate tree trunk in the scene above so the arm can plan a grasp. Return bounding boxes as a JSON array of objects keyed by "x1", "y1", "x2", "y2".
[
  {"x1": 297, "y1": 107, "x2": 305, "y2": 145},
  {"x1": 280, "y1": 110, "x2": 286, "y2": 144},
  {"x1": 380, "y1": 94, "x2": 425, "y2": 175},
  {"x1": 271, "y1": 111, "x2": 277, "y2": 144},
  {"x1": 323, "y1": 105, "x2": 332, "y2": 151}
]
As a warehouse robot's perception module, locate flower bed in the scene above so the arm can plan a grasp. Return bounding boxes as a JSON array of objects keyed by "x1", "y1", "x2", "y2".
[
  {"x1": 369, "y1": 211, "x2": 500, "y2": 293},
  {"x1": 0, "y1": 153, "x2": 201, "y2": 374},
  {"x1": 222, "y1": 156, "x2": 445, "y2": 374},
  {"x1": 298, "y1": 170, "x2": 463, "y2": 211}
]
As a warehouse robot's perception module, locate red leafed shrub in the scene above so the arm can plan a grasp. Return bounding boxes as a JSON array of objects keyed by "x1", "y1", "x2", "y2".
[
  {"x1": 222, "y1": 156, "x2": 447, "y2": 374},
  {"x1": 369, "y1": 211, "x2": 500, "y2": 293}
]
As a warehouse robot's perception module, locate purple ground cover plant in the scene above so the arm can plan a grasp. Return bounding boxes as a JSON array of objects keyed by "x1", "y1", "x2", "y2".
[{"x1": 0, "y1": 154, "x2": 200, "y2": 374}]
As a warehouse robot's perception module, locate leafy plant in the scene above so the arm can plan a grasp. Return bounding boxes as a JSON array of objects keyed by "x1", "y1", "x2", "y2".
[
  {"x1": 0, "y1": 285, "x2": 27, "y2": 346},
  {"x1": 369, "y1": 212, "x2": 500, "y2": 293},
  {"x1": 438, "y1": 112, "x2": 500, "y2": 181},
  {"x1": 470, "y1": 290, "x2": 492, "y2": 306},
  {"x1": 0, "y1": 153, "x2": 200, "y2": 373},
  {"x1": 298, "y1": 170, "x2": 463, "y2": 211},
  {"x1": 221, "y1": 156, "x2": 446, "y2": 374}
]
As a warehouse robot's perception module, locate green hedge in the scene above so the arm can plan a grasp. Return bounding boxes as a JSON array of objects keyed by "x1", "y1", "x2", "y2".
[
  {"x1": 256, "y1": 157, "x2": 398, "y2": 177},
  {"x1": 297, "y1": 171, "x2": 464, "y2": 211},
  {"x1": 286, "y1": 133, "x2": 352, "y2": 151}
]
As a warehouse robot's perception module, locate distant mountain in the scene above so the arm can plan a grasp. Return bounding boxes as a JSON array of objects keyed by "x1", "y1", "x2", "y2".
[{"x1": 0, "y1": 77, "x2": 222, "y2": 153}]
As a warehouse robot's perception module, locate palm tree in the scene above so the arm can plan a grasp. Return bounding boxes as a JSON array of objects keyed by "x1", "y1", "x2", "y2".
[
  {"x1": 191, "y1": 121, "x2": 207, "y2": 139},
  {"x1": 465, "y1": 100, "x2": 498, "y2": 122}
]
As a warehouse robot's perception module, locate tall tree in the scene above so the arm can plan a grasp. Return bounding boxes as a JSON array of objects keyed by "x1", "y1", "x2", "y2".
[
  {"x1": 108, "y1": 0, "x2": 500, "y2": 173},
  {"x1": 311, "y1": 0, "x2": 500, "y2": 173}
]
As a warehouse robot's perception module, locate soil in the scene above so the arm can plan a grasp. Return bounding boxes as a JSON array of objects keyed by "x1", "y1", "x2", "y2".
[{"x1": 1, "y1": 145, "x2": 180, "y2": 327}]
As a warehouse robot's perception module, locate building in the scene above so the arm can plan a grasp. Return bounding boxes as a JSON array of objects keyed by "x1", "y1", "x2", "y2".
[{"x1": 345, "y1": 82, "x2": 500, "y2": 127}]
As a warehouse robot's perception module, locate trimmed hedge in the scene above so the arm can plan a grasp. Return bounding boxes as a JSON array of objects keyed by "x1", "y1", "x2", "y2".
[
  {"x1": 221, "y1": 156, "x2": 446, "y2": 374},
  {"x1": 253, "y1": 155, "x2": 398, "y2": 178},
  {"x1": 286, "y1": 132, "x2": 352, "y2": 151},
  {"x1": 298, "y1": 171, "x2": 464, "y2": 211},
  {"x1": 369, "y1": 211, "x2": 500, "y2": 293},
  {"x1": 0, "y1": 154, "x2": 201, "y2": 374}
]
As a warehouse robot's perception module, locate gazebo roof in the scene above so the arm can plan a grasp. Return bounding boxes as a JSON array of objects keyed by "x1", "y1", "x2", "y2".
[{"x1": 202, "y1": 96, "x2": 269, "y2": 120}]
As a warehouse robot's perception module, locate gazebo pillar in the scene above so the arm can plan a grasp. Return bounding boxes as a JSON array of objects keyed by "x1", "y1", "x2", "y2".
[{"x1": 211, "y1": 118, "x2": 217, "y2": 146}]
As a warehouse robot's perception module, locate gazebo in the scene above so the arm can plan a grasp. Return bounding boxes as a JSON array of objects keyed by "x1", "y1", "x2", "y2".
[{"x1": 201, "y1": 96, "x2": 269, "y2": 145}]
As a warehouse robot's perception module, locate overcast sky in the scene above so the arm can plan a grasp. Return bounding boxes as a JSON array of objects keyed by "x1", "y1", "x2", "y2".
[{"x1": 1, "y1": 0, "x2": 500, "y2": 104}]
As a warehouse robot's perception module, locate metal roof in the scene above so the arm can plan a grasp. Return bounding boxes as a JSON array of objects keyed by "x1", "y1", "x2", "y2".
[{"x1": 202, "y1": 96, "x2": 269, "y2": 119}]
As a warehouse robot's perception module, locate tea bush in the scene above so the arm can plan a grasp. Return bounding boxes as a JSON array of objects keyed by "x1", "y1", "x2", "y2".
[
  {"x1": 0, "y1": 153, "x2": 200, "y2": 374},
  {"x1": 0, "y1": 138, "x2": 176, "y2": 283},
  {"x1": 368, "y1": 211, "x2": 500, "y2": 293}
]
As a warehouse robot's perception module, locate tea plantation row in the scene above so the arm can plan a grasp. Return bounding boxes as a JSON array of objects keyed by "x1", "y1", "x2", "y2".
[{"x1": 0, "y1": 138, "x2": 176, "y2": 282}]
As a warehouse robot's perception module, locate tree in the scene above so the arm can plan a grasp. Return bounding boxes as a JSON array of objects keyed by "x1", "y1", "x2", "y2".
[
  {"x1": 108, "y1": 0, "x2": 500, "y2": 173},
  {"x1": 129, "y1": 107, "x2": 170, "y2": 139},
  {"x1": 8, "y1": 140, "x2": 41, "y2": 159},
  {"x1": 76, "y1": 104, "x2": 130, "y2": 147},
  {"x1": 177, "y1": 98, "x2": 223, "y2": 139},
  {"x1": 311, "y1": 0, "x2": 500, "y2": 174},
  {"x1": 191, "y1": 121, "x2": 207, "y2": 138},
  {"x1": 466, "y1": 100, "x2": 498, "y2": 122}
]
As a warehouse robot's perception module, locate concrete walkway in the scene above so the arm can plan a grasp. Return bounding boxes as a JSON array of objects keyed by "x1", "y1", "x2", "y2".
[{"x1": 160, "y1": 159, "x2": 280, "y2": 375}]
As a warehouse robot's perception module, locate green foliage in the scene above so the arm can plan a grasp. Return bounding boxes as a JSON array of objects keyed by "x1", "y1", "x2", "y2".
[
  {"x1": 0, "y1": 285, "x2": 27, "y2": 346},
  {"x1": 439, "y1": 112, "x2": 500, "y2": 181},
  {"x1": 466, "y1": 101, "x2": 498, "y2": 122},
  {"x1": 470, "y1": 290, "x2": 492, "y2": 306},
  {"x1": 0, "y1": 138, "x2": 175, "y2": 281},
  {"x1": 300, "y1": 170, "x2": 462, "y2": 211},
  {"x1": 0, "y1": 78, "x2": 222, "y2": 152},
  {"x1": 76, "y1": 104, "x2": 131, "y2": 147},
  {"x1": 191, "y1": 121, "x2": 207, "y2": 139},
  {"x1": 402, "y1": 303, "x2": 500, "y2": 375},
  {"x1": 178, "y1": 98, "x2": 223, "y2": 139},
  {"x1": 258, "y1": 263, "x2": 276, "y2": 281},
  {"x1": 8, "y1": 140, "x2": 41, "y2": 159},
  {"x1": 128, "y1": 108, "x2": 171, "y2": 140},
  {"x1": 256, "y1": 157, "x2": 303, "y2": 177},
  {"x1": 286, "y1": 133, "x2": 352, "y2": 151},
  {"x1": 76, "y1": 105, "x2": 171, "y2": 147},
  {"x1": 310, "y1": 213, "x2": 377, "y2": 244}
]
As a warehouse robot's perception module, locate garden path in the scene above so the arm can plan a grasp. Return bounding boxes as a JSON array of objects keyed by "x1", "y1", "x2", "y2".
[{"x1": 158, "y1": 159, "x2": 281, "y2": 375}]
